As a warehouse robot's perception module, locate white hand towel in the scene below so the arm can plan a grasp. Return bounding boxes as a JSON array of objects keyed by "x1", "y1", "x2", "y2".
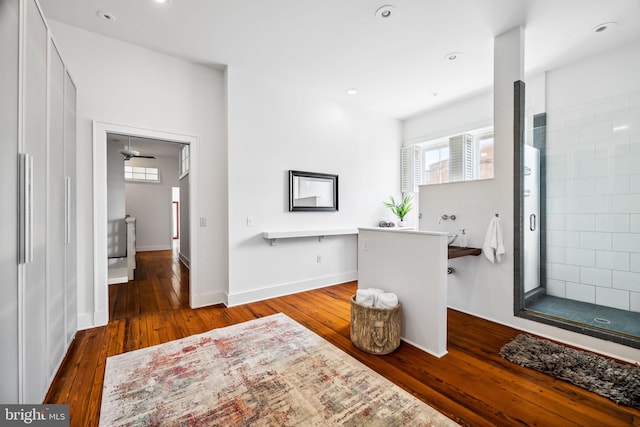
[
  {"x1": 483, "y1": 217, "x2": 505, "y2": 264},
  {"x1": 355, "y1": 288, "x2": 384, "y2": 307},
  {"x1": 375, "y1": 292, "x2": 398, "y2": 308}
]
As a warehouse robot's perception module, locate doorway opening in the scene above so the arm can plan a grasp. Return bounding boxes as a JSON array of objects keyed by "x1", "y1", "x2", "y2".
[
  {"x1": 106, "y1": 134, "x2": 187, "y2": 285},
  {"x1": 93, "y1": 122, "x2": 199, "y2": 326}
]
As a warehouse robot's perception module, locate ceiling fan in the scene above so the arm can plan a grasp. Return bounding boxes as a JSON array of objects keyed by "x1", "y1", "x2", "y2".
[{"x1": 119, "y1": 136, "x2": 156, "y2": 161}]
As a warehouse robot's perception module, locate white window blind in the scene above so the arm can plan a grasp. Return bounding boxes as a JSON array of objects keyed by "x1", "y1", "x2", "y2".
[
  {"x1": 448, "y1": 134, "x2": 474, "y2": 182},
  {"x1": 401, "y1": 146, "x2": 421, "y2": 193}
]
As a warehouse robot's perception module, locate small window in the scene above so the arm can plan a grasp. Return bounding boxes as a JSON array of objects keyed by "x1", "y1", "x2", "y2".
[
  {"x1": 423, "y1": 143, "x2": 450, "y2": 185},
  {"x1": 180, "y1": 145, "x2": 190, "y2": 177},
  {"x1": 418, "y1": 127, "x2": 494, "y2": 185},
  {"x1": 125, "y1": 166, "x2": 160, "y2": 183},
  {"x1": 477, "y1": 133, "x2": 494, "y2": 180}
]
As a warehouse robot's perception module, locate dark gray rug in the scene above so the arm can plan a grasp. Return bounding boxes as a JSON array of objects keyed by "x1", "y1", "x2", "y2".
[{"x1": 500, "y1": 334, "x2": 640, "y2": 409}]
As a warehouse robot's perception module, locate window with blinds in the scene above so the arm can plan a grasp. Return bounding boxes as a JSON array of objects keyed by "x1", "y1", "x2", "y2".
[{"x1": 411, "y1": 127, "x2": 494, "y2": 186}]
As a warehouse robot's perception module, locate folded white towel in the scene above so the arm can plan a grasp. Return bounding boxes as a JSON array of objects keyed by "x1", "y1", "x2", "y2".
[
  {"x1": 375, "y1": 292, "x2": 398, "y2": 308},
  {"x1": 483, "y1": 216, "x2": 505, "y2": 263},
  {"x1": 355, "y1": 288, "x2": 384, "y2": 307}
]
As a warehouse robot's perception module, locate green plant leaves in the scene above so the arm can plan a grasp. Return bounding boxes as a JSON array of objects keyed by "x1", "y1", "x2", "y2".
[{"x1": 383, "y1": 194, "x2": 413, "y2": 220}]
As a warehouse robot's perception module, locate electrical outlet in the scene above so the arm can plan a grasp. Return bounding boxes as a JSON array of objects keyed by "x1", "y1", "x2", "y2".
[
  {"x1": 200, "y1": 217, "x2": 207, "y2": 227},
  {"x1": 246, "y1": 216, "x2": 254, "y2": 226},
  {"x1": 317, "y1": 255, "x2": 322, "y2": 263},
  {"x1": 363, "y1": 239, "x2": 369, "y2": 251}
]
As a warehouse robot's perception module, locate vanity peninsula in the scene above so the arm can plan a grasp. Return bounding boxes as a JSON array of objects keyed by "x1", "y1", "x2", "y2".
[{"x1": 357, "y1": 228, "x2": 449, "y2": 357}]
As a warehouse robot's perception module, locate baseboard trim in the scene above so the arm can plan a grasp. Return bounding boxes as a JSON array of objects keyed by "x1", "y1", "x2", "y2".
[
  {"x1": 136, "y1": 245, "x2": 172, "y2": 252},
  {"x1": 225, "y1": 271, "x2": 357, "y2": 307},
  {"x1": 178, "y1": 252, "x2": 190, "y2": 269},
  {"x1": 191, "y1": 291, "x2": 226, "y2": 308},
  {"x1": 108, "y1": 276, "x2": 128, "y2": 285},
  {"x1": 401, "y1": 337, "x2": 448, "y2": 358},
  {"x1": 77, "y1": 312, "x2": 94, "y2": 330}
]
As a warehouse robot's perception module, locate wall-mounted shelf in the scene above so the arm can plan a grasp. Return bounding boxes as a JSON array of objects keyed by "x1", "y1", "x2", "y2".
[
  {"x1": 448, "y1": 246, "x2": 482, "y2": 259},
  {"x1": 263, "y1": 229, "x2": 358, "y2": 245}
]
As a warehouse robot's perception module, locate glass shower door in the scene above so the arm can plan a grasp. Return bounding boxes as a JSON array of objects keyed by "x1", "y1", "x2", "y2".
[{"x1": 524, "y1": 145, "x2": 540, "y2": 294}]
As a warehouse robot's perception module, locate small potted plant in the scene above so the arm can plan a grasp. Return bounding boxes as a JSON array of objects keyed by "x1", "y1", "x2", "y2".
[{"x1": 383, "y1": 194, "x2": 413, "y2": 227}]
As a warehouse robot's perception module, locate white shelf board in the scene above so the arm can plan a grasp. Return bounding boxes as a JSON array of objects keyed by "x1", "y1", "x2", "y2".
[{"x1": 263, "y1": 229, "x2": 358, "y2": 245}]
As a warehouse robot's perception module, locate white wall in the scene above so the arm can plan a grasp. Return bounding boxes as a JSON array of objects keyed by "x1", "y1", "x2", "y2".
[
  {"x1": 48, "y1": 21, "x2": 228, "y2": 327},
  {"x1": 125, "y1": 154, "x2": 179, "y2": 251},
  {"x1": 409, "y1": 29, "x2": 640, "y2": 362},
  {"x1": 226, "y1": 67, "x2": 402, "y2": 305},
  {"x1": 417, "y1": 23, "x2": 520, "y2": 334},
  {"x1": 546, "y1": 42, "x2": 640, "y2": 110},
  {"x1": 403, "y1": 91, "x2": 493, "y2": 145},
  {"x1": 358, "y1": 228, "x2": 448, "y2": 357},
  {"x1": 544, "y1": 42, "x2": 640, "y2": 312},
  {"x1": 402, "y1": 86, "x2": 494, "y2": 231},
  {"x1": 107, "y1": 142, "x2": 126, "y2": 257},
  {"x1": 404, "y1": 59, "x2": 496, "y2": 305}
]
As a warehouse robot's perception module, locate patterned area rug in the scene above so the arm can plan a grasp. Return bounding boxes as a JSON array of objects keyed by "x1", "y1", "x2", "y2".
[
  {"x1": 500, "y1": 334, "x2": 640, "y2": 409},
  {"x1": 100, "y1": 313, "x2": 458, "y2": 426}
]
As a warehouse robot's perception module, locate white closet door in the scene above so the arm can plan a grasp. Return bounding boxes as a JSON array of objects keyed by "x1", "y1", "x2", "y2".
[
  {"x1": 22, "y1": 0, "x2": 49, "y2": 403},
  {"x1": 0, "y1": 0, "x2": 21, "y2": 404},
  {"x1": 47, "y1": 40, "x2": 66, "y2": 376},
  {"x1": 64, "y1": 71, "x2": 78, "y2": 345}
]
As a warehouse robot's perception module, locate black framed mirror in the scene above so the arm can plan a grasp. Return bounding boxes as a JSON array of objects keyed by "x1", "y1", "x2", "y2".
[{"x1": 289, "y1": 170, "x2": 338, "y2": 212}]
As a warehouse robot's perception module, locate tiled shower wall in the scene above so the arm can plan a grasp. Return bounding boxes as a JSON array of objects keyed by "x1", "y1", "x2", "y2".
[{"x1": 545, "y1": 89, "x2": 640, "y2": 312}]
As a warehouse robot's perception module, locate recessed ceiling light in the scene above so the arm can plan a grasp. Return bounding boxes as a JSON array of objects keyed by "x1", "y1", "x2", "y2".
[
  {"x1": 443, "y1": 52, "x2": 461, "y2": 61},
  {"x1": 375, "y1": 5, "x2": 395, "y2": 19},
  {"x1": 97, "y1": 11, "x2": 116, "y2": 22},
  {"x1": 152, "y1": 0, "x2": 172, "y2": 5},
  {"x1": 593, "y1": 22, "x2": 617, "y2": 33},
  {"x1": 346, "y1": 88, "x2": 358, "y2": 95}
]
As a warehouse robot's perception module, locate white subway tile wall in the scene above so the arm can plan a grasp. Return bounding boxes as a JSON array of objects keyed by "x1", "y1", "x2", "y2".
[
  {"x1": 596, "y1": 250, "x2": 629, "y2": 271},
  {"x1": 566, "y1": 248, "x2": 595, "y2": 267},
  {"x1": 631, "y1": 291, "x2": 640, "y2": 312},
  {"x1": 631, "y1": 253, "x2": 640, "y2": 272},
  {"x1": 546, "y1": 89, "x2": 640, "y2": 313},
  {"x1": 566, "y1": 281, "x2": 596, "y2": 303},
  {"x1": 579, "y1": 266, "x2": 612, "y2": 287},
  {"x1": 596, "y1": 287, "x2": 630, "y2": 310},
  {"x1": 546, "y1": 279, "x2": 567, "y2": 298}
]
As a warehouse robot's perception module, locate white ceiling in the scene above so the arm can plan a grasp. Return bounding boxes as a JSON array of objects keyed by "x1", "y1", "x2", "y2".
[{"x1": 39, "y1": 0, "x2": 640, "y2": 119}]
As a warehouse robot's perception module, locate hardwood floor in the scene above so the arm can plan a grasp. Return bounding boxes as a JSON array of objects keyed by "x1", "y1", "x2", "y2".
[{"x1": 45, "y1": 250, "x2": 640, "y2": 426}]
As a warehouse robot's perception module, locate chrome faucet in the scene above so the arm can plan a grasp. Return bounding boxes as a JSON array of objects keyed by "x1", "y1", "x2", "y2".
[{"x1": 439, "y1": 214, "x2": 456, "y2": 223}]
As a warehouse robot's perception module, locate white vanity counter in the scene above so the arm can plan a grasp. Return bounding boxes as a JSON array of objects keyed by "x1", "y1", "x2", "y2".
[{"x1": 357, "y1": 227, "x2": 449, "y2": 357}]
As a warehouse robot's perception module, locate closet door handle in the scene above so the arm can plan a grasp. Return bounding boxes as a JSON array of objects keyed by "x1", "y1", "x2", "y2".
[
  {"x1": 65, "y1": 176, "x2": 71, "y2": 244},
  {"x1": 529, "y1": 213, "x2": 537, "y2": 232},
  {"x1": 19, "y1": 153, "x2": 33, "y2": 264}
]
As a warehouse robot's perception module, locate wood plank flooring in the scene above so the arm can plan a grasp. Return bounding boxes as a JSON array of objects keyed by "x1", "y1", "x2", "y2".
[{"x1": 45, "y1": 250, "x2": 640, "y2": 426}]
